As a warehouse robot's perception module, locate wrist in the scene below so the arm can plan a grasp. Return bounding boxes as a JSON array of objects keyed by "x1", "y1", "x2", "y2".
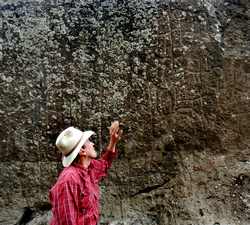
[{"x1": 107, "y1": 142, "x2": 116, "y2": 152}]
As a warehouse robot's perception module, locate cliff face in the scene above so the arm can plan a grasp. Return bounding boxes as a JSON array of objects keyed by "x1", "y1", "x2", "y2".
[{"x1": 0, "y1": 0, "x2": 249, "y2": 225}]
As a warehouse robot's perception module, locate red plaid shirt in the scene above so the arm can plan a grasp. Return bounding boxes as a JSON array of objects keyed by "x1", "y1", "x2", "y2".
[{"x1": 49, "y1": 149, "x2": 117, "y2": 225}]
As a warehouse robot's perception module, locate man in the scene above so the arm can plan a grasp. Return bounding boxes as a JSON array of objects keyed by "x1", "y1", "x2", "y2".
[{"x1": 49, "y1": 121, "x2": 122, "y2": 225}]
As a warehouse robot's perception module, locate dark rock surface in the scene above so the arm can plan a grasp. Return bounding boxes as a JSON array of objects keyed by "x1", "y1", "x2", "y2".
[{"x1": 0, "y1": 0, "x2": 249, "y2": 224}]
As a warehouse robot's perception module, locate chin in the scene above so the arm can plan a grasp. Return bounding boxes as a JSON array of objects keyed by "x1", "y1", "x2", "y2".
[{"x1": 92, "y1": 152, "x2": 98, "y2": 159}]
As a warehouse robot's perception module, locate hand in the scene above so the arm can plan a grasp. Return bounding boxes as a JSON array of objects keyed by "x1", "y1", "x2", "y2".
[{"x1": 107, "y1": 121, "x2": 123, "y2": 152}]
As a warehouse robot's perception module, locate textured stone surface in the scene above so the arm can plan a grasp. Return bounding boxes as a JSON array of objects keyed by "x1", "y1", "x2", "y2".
[{"x1": 0, "y1": 0, "x2": 249, "y2": 224}]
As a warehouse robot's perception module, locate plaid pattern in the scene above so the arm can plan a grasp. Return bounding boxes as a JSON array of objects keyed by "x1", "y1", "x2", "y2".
[{"x1": 49, "y1": 149, "x2": 117, "y2": 225}]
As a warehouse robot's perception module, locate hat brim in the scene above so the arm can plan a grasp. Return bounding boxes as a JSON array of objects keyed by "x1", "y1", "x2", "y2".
[{"x1": 62, "y1": 130, "x2": 95, "y2": 167}]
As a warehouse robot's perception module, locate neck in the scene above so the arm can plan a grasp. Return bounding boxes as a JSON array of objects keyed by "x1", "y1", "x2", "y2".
[{"x1": 79, "y1": 156, "x2": 92, "y2": 169}]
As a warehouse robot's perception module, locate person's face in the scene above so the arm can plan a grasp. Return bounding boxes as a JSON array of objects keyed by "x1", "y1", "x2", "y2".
[{"x1": 81, "y1": 140, "x2": 97, "y2": 159}]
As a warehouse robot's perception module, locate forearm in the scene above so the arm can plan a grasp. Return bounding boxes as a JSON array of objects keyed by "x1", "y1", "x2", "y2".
[
  {"x1": 100, "y1": 146, "x2": 117, "y2": 161},
  {"x1": 106, "y1": 142, "x2": 116, "y2": 153}
]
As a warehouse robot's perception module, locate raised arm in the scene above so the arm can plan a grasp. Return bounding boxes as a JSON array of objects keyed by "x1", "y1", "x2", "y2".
[
  {"x1": 106, "y1": 120, "x2": 123, "y2": 153},
  {"x1": 92, "y1": 121, "x2": 123, "y2": 180}
]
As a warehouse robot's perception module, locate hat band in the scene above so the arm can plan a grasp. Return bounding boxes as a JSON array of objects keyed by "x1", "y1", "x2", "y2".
[{"x1": 64, "y1": 135, "x2": 84, "y2": 157}]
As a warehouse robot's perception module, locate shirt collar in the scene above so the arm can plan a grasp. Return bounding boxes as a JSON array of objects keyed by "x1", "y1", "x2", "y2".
[{"x1": 72, "y1": 161, "x2": 93, "y2": 172}]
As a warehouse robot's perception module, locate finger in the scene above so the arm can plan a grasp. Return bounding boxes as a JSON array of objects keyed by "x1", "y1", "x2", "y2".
[
  {"x1": 118, "y1": 129, "x2": 123, "y2": 139},
  {"x1": 110, "y1": 121, "x2": 119, "y2": 134},
  {"x1": 109, "y1": 122, "x2": 114, "y2": 134},
  {"x1": 112, "y1": 121, "x2": 119, "y2": 129},
  {"x1": 116, "y1": 129, "x2": 123, "y2": 140},
  {"x1": 114, "y1": 125, "x2": 120, "y2": 134}
]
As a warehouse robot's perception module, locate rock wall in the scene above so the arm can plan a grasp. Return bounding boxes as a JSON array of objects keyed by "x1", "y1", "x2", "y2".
[{"x1": 0, "y1": 0, "x2": 249, "y2": 225}]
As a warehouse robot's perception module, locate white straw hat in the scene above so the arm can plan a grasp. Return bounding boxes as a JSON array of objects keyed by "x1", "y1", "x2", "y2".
[{"x1": 55, "y1": 127, "x2": 95, "y2": 167}]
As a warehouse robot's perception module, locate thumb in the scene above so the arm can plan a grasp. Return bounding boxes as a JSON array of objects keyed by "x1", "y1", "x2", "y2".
[{"x1": 118, "y1": 129, "x2": 123, "y2": 139}]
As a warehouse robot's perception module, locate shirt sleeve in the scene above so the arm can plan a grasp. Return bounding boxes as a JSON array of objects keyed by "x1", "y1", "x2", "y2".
[
  {"x1": 92, "y1": 148, "x2": 117, "y2": 182},
  {"x1": 50, "y1": 181, "x2": 80, "y2": 225}
]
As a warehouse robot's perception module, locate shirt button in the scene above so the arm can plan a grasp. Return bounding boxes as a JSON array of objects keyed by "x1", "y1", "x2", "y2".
[{"x1": 81, "y1": 208, "x2": 86, "y2": 214}]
